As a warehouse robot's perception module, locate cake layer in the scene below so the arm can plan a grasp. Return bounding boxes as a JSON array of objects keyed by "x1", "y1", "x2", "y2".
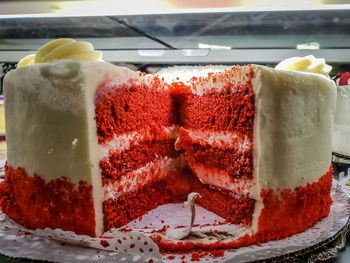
[
  {"x1": 95, "y1": 84, "x2": 177, "y2": 145},
  {"x1": 0, "y1": 165, "x2": 96, "y2": 236},
  {"x1": 192, "y1": 182, "x2": 255, "y2": 226},
  {"x1": 101, "y1": 125, "x2": 179, "y2": 156},
  {"x1": 103, "y1": 155, "x2": 187, "y2": 200},
  {"x1": 103, "y1": 169, "x2": 194, "y2": 232},
  {"x1": 176, "y1": 128, "x2": 253, "y2": 180},
  {"x1": 189, "y1": 163, "x2": 253, "y2": 195},
  {"x1": 178, "y1": 92, "x2": 255, "y2": 135},
  {"x1": 100, "y1": 139, "x2": 180, "y2": 185}
]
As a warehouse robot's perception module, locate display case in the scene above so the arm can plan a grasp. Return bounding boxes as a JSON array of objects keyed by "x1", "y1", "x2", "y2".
[{"x1": 1, "y1": 1, "x2": 350, "y2": 262}]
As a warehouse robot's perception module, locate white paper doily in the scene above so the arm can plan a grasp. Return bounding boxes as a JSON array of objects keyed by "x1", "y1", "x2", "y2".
[
  {"x1": 0, "y1": 180, "x2": 349, "y2": 263},
  {"x1": 336, "y1": 166, "x2": 350, "y2": 198}
]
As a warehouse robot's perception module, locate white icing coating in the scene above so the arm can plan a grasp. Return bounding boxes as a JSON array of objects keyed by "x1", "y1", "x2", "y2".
[
  {"x1": 333, "y1": 83, "x2": 350, "y2": 156},
  {"x1": 103, "y1": 155, "x2": 186, "y2": 201},
  {"x1": 182, "y1": 129, "x2": 251, "y2": 152},
  {"x1": 252, "y1": 65, "x2": 336, "y2": 191}
]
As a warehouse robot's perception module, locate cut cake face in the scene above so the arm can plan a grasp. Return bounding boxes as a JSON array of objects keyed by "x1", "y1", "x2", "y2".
[{"x1": 0, "y1": 60, "x2": 336, "y2": 250}]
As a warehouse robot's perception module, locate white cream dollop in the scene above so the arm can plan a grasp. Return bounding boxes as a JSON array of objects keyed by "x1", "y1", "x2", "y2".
[
  {"x1": 18, "y1": 38, "x2": 103, "y2": 67},
  {"x1": 275, "y1": 55, "x2": 332, "y2": 77}
]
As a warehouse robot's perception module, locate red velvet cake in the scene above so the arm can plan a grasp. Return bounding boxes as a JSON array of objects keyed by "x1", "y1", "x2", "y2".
[{"x1": 0, "y1": 41, "x2": 337, "y2": 250}]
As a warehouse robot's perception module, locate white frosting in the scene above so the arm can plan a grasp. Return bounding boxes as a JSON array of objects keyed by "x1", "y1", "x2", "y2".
[
  {"x1": 275, "y1": 55, "x2": 332, "y2": 77},
  {"x1": 251, "y1": 65, "x2": 335, "y2": 191},
  {"x1": 333, "y1": 83, "x2": 350, "y2": 156},
  {"x1": 181, "y1": 129, "x2": 251, "y2": 152},
  {"x1": 18, "y1": 39, "x2": 103, "y2": 67},
  {"x1": 190, "y1": 163, "x2": 253, "y2": 195}
]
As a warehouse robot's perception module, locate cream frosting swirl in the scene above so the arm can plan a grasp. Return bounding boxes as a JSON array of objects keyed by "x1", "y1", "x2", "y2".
[
  {"x1": 275, "y1": 55, "x2": 332, "y2": 77},
  {"x1": 18, "y1": 39, "x2": 103, "y2": 67}
]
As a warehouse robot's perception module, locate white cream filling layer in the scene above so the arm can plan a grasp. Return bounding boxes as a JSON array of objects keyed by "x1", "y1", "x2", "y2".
[
  {"x1": 102, "y1": 125, "x2": 179, "y2": 158},
  {"x1": 104, "y1": 154, "x2": 187, "y2": 201},
  {"x1": 182, "y1": 129, "x2": 251, "y2": 152},
  {"x1": 190, "y1": 162, "x2": 253, "y2": 195}
]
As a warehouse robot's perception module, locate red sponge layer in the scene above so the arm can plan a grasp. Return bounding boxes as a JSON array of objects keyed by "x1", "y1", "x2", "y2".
[
  {"x1": 193, "y1": 183, "x2": 255, "y2": 226},
  {"x1": 178, "y1": 91, "x2": 255, "y2": 138},
  {"x1": 0, "y1": 165, "x2": 96, "y2": 237},
  {"x1": 100, "y1": 139, "x2": 181, "y2": 186},
  {"x1": 103, "y1": 170, "x2": 194, "y2": 232},
  {"x1": 95, "y1": 83, "x2": 178, "y2": 145},
  {"x1": 176, "y1": 128, "x2": 253, "y2": 180},
  {"x1": 256, "y1": 165, "x2": 333, "y2": 242}
]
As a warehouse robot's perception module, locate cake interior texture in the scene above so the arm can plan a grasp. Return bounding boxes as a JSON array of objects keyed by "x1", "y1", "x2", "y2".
[{"x1": 0, "y1": 61, "x2": 336, "y2": 250}]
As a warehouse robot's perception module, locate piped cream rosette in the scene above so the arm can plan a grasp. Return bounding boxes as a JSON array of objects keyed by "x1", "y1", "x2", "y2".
[
  {"x1": 17, "y1": 39, "x2": 103, "y2": 67},
  {"x1": 275, "y1": 55, "x2": 332, "y2": 77}
]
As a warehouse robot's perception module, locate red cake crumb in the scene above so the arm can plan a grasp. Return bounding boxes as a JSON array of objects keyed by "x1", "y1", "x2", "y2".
[
  {"x1": 94, "y1": 82, "x2": 178, "y2": 145},
  {"x1": 191, "y1": 252, "x2": 200, "y2": 261},
  {"x1": 100, "y1": 240, "x2": 110, "y2": 247},
  {"x1": 0, "y1": 165, "x2": 96, "y2": 236}
]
